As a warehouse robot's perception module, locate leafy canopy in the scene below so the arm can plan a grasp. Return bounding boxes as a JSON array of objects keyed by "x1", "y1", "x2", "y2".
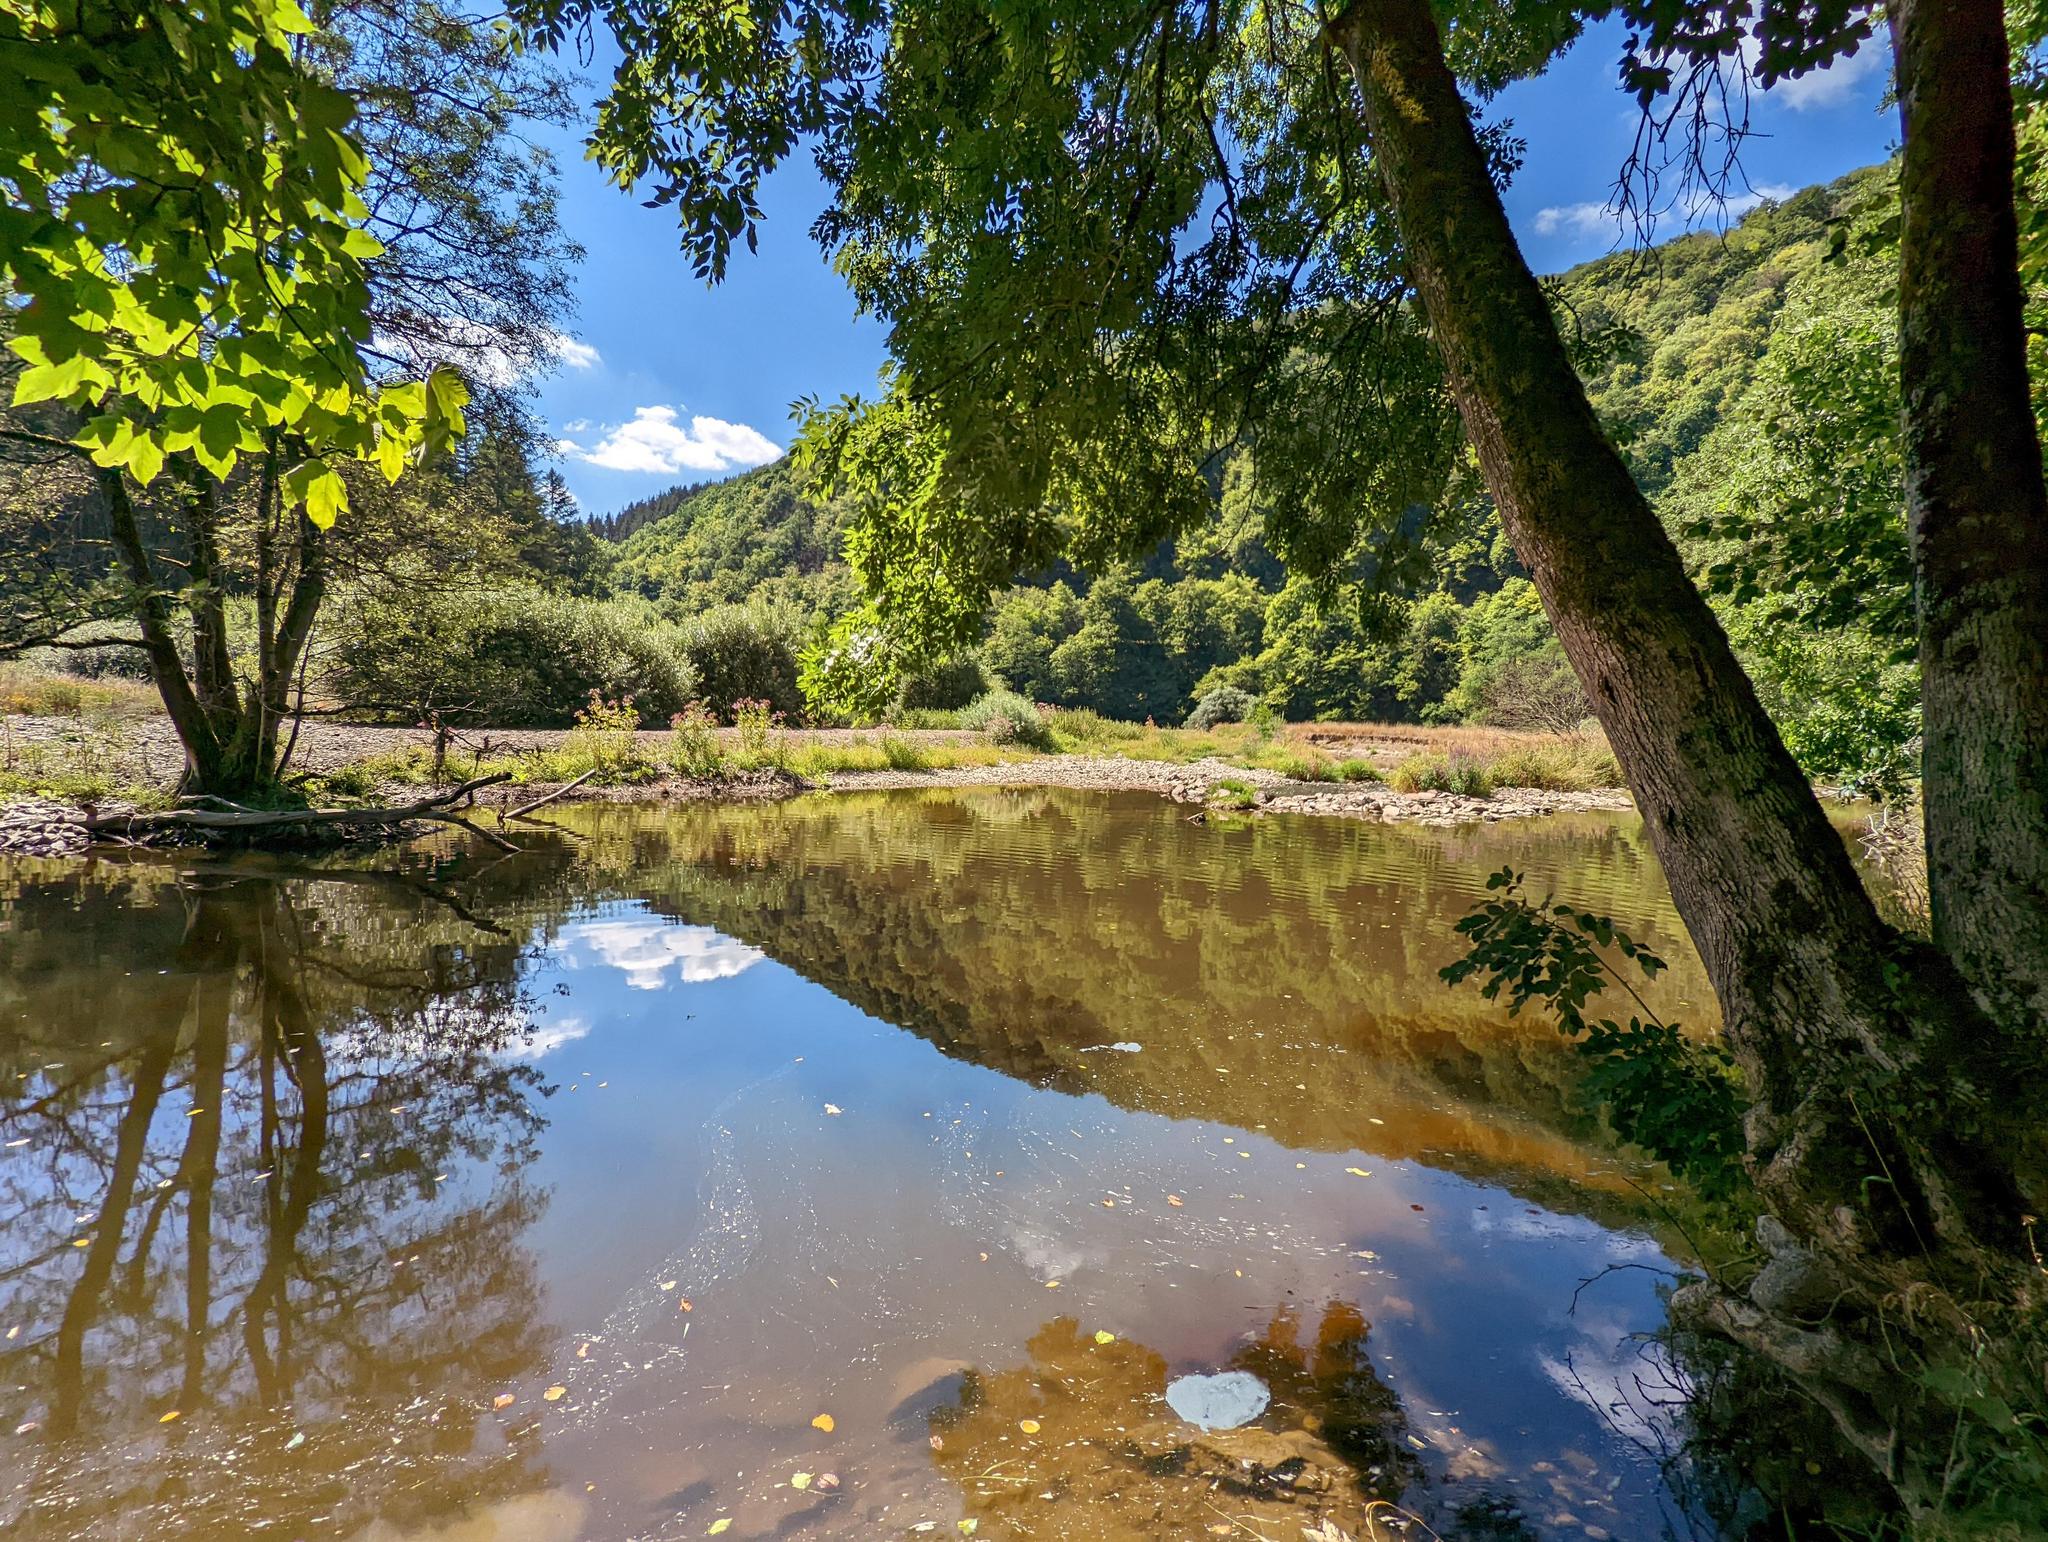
[
  {"x1": 1, "y1": 0, "x2": 467, "y2": 522},
  {"x1": 515, "y1": 0, "x2": 1877, "y2": 702}
]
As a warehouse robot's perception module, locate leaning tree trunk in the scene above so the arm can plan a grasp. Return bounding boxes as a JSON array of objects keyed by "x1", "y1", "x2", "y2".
[
  {"x1": 1330, "y1": 0, "x2": 2044, "y2": 1492},
  {"x1": 1893, "y1": 0, "x2": 2048, "y2": 1039}
]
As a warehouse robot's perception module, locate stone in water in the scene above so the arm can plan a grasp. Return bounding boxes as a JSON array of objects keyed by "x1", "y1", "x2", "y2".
[{"x1": 1165, "y1": 1371, "x2": 1269, "y2": 1431}]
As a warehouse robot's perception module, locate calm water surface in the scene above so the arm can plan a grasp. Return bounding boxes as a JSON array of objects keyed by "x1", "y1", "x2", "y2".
[{"x1": 1, "y1": 790, "x2": 1734, "y2": 1540}]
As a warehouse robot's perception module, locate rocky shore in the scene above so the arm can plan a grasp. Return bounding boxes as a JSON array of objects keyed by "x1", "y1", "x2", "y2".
[{"x1": 0, "y1": 750, "x2": 1632, "y2": 858}]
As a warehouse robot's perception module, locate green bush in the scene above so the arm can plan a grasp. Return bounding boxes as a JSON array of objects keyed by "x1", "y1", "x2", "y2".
[
  {"x1": 566, "y1": 691, "x2": 641, "y2": 774},
  {"x1": 1204, "y1": 776, "x2": 1261, "y2": 811},
  {"x1": 1389, "y1": 752, "x2": 1493, "y2": 796},
  {"x1": 1185, "y1": 684, "x2": 1256, "y2": 730},
  {"x1": 1333, "y1": 757, "x2": 1382, "y2": 783},
  {"x1": 887, "y1": 707, "x2": 963, "y2": 730},
  {"x1": 896, "y1": 653, "x2": 989, "y2": 712},
  {"x1": 1486, "y1": 742, "x2": 1625, "y2": 791},
  {"x1": 683, "y1": 605, "x2": 804, "y2": 719},
  {"x1": 667, "y1": 702, "x2": 723, "y2": 777},
  {"x1": 1047, "y1": 706, "x2": 1144, "y2": 744},
  {"x1": 330, "y1": 586, "x2": 696, "y2": 727},
  {"x1": 880, "y1": 734, "x2": 929, "y2": 770},
  {"x1": 959, "y1": 689, "x2": 1054, "y2": 750}
]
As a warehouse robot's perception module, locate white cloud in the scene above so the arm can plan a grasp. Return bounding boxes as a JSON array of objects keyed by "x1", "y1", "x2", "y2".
[
  {"x1": 568, "y1": 406, "x2": 782, "y2": 476},
  {"x1": 566, "y1": 919, "x2": 764, "y2": 991},
  {"x1": 552, "y1": 335, "x2": 602, "y2": 370},
  {"x1": 1532, "y1": 200, "x2": 1620, "y2": 240},
  {"x1": 507, "y1": 1016, "x2": 593, "y2": 1061},
  {"x1": 1532, "y1": 180, "x2": 1796, "y2": 246},
  {"x1": 1681, "y1": 181, "x2": 1798, "y2": 223},
  {"x1": 562, "y1": 418, "x2": 591, "y2": 434}
]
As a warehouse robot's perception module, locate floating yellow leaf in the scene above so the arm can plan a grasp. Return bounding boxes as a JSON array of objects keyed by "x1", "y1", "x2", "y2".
[
  {"x1": 1345, "y1": 1167, "x2": 1372, "y2": 1178},
  {"x1": 492, "y1": 1393, "x2": 515, "y2": 1409},
  {"x1": 158, "y1": 1409, "x2": 181, "y2": 1424},
  {"x1": 1093, "y1": 1330, "x2": 1115, "y2": 1345},
  {"x1": 576, "y1": 1342, "x2": 590, "y2": 1359},
  {"x1": 1044, "y1": 1279, "x2": 1061, "y2": 1289},
  {"x1": 812, "y1": 1413, "x2": 835, "y2": 1433},
  {"x1": 790, "y1": 1471, "x2": 813, "y2": 1491},
  {"x1": 1166, "y1": 1195, "x2": 1184, "y2": 1207},
  {"x1": 959, "y1": 1523, "x2": 979, "y2": 1536},
  {"x1": 1018, "y1": 1419, "x2": 1041, "y2": 1434},
  {"x1": 707, "y1": 1520, "x2": 732, "y2": 1535},
  {"x1": 659, "y1": 1280, "x2": 677, "y2": 1292},
  {"x1": 543, "y1": 1385, "x2": 566, "y2": 1402}
]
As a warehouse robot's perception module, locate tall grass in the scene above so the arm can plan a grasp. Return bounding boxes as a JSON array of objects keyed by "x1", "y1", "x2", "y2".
[{"x1": 0, "y1": 663, "x2": 159, "y2": 719}]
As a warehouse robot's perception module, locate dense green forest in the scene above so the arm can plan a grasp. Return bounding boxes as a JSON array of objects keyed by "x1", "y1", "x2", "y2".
[
  {"x1": 500, "y1": 164, "x2": 1905, "y2": 788},
  {"x1": 0, "y1": 158, "x2": 1917, "y2": 791}
]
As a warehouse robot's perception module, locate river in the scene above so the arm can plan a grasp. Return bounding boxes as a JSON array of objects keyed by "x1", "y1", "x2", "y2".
[{"x1": 0, "y1": 789, "x2": 1760, "y2": 1540}]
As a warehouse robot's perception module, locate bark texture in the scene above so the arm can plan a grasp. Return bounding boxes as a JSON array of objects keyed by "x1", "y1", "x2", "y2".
[
  {"x1": 1331, "y1": 0, "x2": 1952, "y2": 1148},
  {"x1": 1330, "y1": 0, "x2": 2044, "y2": 1489},
  {"x1": 1893, "y1": 0, "x2": 2048, "y2": 1037}
]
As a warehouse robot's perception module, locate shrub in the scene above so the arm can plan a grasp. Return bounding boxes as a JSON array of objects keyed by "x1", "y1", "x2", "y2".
[
  {"x1": 959, "y1": 689, "x2": 1054, "y2": 750},
  {"x1": 1486, "y1": 742, "x2": 1625, "y2": 791},
  {"x1": 684, "y1": 606, "x2": 803, "y2": 718},
  {"x1": 896, "y1": 653, "x2": 989, "y2": 712},
  {"x1": 1264, "y1": 749, "x2": 1337, "y2": 782},
  {"x1": 1478, "y1": 653, "x2": 1592, "y2": 737},
  {"x1": 330, "y1": 586, "x2": 697, "y2": 727},
  {"x1": 1047, "y1": 706, "x2": 1144, "y2": 745},
  {"x1": 888, "y1": 707, "x2": 963, "y2": 730},
  {"x1": 1333, "y1": 757, "x2": 1382, "y2": 783},
  {"x1": 1185, "y1": 684, "x2": 1256, "y2": 730},
  {"x1": 668, "y1": 702, "x2": 723, "y2": 777},
  {"x1": 1389, "y1": 752, "x2": 1494, "y2": 796},
  {"x1": 567, "y1": 691, "x2": 641, "y2": 774},
  {"x1": 880, "y1": 734, "x2": 929, "y2": 770},
  {"x1": 1204, "y1": 776, "x2": 1261, "y2": 811},
  {"x1": 731, "y1": 697, "x2": 783, "y2": 764}
]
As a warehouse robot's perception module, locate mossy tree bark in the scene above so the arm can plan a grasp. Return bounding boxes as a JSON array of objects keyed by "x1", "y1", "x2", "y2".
[
  {"x1": 1892, "y1": 0, "x2": 2048, "y2": 1037},
  {"x1": 1330, "y1": 0, "x2": 2043, "y2": 1494}
]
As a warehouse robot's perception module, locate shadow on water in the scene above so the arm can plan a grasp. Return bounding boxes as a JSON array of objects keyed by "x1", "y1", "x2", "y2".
[{"x1": 0, "y1": 789, "x2": 1861, "y2": 1538}]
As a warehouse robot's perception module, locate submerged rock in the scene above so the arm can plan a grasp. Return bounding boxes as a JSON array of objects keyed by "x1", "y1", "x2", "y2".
[{"x1": 1165, "y1": 1369, "x2": 1271, "y2": 1431}]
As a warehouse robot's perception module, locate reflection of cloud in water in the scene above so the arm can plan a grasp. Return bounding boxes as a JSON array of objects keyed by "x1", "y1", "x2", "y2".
[
  {"x1": 1537, "y1": 1297, "x2": 1686, "y2": 1452},
  {"x1": 507, "y1": 1016, "x2": 591, "y2": 1061},
  {"x1": 1470, "y1": 1203, "x2": 1663, "y2": 1259},
  {"x1": 565, "y1": 918, "x2": 764, "y2": 990}
]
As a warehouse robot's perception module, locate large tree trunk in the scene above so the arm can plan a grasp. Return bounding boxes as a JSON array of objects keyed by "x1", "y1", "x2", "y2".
[
  {"x1": 1330, "y1": 0, "x2": 2044, "y2": 1495},
  {"x1": 1892, "y1": 0, "x2": 2048, "y2": 1037}
]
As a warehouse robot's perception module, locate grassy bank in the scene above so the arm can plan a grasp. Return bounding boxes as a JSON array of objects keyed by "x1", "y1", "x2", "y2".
[{"x1": 0, "y1": 662, "x2": 1628, "y2": 808}]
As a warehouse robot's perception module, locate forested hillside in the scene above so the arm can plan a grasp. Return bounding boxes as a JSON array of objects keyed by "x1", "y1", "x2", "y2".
[{"x1": 578, "y1": 163, "x2": 1909, "y2": 786}]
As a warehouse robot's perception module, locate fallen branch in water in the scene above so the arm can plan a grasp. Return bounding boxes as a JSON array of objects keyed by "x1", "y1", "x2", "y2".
[
  {"x1": 76, "y1": 773, "x2": 520, "y2": 851},
  {"x1": 499, "y1": 768, "x2": 597, "y2": 824}
]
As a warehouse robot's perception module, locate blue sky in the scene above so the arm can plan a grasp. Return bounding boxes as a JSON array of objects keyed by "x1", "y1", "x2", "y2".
[{"x1": 534, "y1": 17, "x2": 1897, "y2": 518}]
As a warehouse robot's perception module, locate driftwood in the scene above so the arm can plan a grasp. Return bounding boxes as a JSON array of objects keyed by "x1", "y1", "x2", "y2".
[
  {"x1": 77, "y1": 773, "x2": 520, "y2": 851},
  {"x1": 499, "y1": 769, "x2": 597, "y2": 824}
]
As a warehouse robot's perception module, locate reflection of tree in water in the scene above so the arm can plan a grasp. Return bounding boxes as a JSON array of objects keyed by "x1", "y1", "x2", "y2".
[
  {"x1": 927, "y1": 1308, "x2": 1540, "y2": 1540},
  {"x1": 0, "y1": 869, "x2": 554, "y2": 1538}
]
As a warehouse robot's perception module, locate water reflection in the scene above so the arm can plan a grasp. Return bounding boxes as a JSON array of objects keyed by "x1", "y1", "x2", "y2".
[
  {"x1": 1, "y1": 867, "x2": 550, "y2": 1536},
  {"x1": 1, "y1": 791, "x2": 1743, "y2": 1538}
]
